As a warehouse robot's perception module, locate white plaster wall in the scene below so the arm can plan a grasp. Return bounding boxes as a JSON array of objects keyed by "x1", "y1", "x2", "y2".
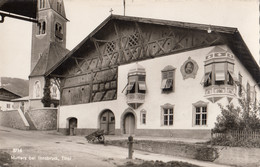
[
  {"x1": 0, "y1": 101, "x2": 14, "y2": 111},
  {"x1": 58, "y1": 45, "x2": 260, "y2": 130},
  {"x1": 59, "y1": 100, "x2": 128, "y2": 129}
]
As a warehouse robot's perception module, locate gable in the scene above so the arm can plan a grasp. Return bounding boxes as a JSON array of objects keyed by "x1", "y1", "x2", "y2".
[
  {"x1": 47, "y1": 15, "x2": 260, "y2": 106},
  {"x1": 0, "y1": 88, "x2": 21, "y2": 101}
]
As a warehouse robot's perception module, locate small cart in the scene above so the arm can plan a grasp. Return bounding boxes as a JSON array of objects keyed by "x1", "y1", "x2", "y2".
[{"x1": 85, "y1": 129, "x2": 105, "y2": 143}]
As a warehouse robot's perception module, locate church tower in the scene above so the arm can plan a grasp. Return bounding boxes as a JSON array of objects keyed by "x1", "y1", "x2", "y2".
[
  {"x1": 29, "y1": 0, "x2": 69, "y2": 108},
  {"x1": 31, "y1": 0, "x2": 68, "y2": 72}
]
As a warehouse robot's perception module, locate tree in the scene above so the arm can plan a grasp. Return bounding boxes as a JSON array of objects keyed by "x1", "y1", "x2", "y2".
[
  {"x1": 41, "y1": 77, "x2": 51, "y2": 107},
  {"x1": 213, "y1": 84, "x2": 260, "y2": 132}
]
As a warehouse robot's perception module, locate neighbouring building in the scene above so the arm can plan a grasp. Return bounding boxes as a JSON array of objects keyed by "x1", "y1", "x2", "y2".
[
  {"x1": 43, "y1": 13, "x2": 260, "y2": 138},
  {"x1": 0, "y1": 77, "x2": 29, "y2": 111}
]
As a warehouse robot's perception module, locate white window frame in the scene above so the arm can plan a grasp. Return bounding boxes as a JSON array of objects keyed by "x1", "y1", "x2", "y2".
[
  {"x1": 192, "y1": 101, "x2": 208, "y2": 127},
  {"x1": 140, "y1": 109, "x2": 146, "y2": 125},
  {"x1": 161, "y1": 103, "x2": 174, "y2": 126}
]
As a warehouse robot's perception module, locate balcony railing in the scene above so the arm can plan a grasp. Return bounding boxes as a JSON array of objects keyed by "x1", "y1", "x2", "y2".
[
  {"x1": 126, "y1": 93, "x2": 145, "y2": 104},
  {"x1": 204, "y1": 85, "x2": 236, "y2": 97}
]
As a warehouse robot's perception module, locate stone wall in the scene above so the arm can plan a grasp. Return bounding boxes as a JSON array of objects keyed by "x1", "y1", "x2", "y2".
[
  {"x1": 0, "y1": 110, "x2": 29, "y2": 130},
  {"x1": 28, "y1": 108, "x2": 57, "y2": 130},
  {"x1": 106, "y1": 140, "x2": 218, "y2": 161}
]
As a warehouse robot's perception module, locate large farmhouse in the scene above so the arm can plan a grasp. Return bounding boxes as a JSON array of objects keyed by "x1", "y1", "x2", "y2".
[
  {"x1": 5, "y1": 0, "x2": 257, "y2": 138},
  {"x1": 38, "y1": 5, "x2": 259, "y2": 138}
]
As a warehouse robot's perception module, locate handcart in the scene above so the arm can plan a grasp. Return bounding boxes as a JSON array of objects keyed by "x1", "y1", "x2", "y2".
[{"x1": 85, "y1": 129, "x2": 105, "y2": 143}]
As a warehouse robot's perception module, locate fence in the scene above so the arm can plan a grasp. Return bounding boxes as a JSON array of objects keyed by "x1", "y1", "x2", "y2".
[{"x1": 211, "y1": 130, "x2": 260, "y2": 141}]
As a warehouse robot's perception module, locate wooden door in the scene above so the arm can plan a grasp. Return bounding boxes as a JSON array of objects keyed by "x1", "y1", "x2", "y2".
[
  {"x1": 124, "y1": 113, "x2": 135, "y2": 135},
  {"x1": 100, "y1": 110, "x2": 115, "y2": 135}
]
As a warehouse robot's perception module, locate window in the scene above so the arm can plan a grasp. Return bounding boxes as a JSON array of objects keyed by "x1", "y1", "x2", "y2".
[
  {"x1": 42, "y1": 21, "x2": 46, "y2": 34},
  {"x1": 195, "y1": 107, "x2": 207, "y2": 125},
  {"x1": 140, "y1": 110, "x2": 146, "y2": 125},
  {"x1": 161, "y1": 104, "x2": 174, "y2": 126},
  {"x1": 127, "y1": 75, "x2": 146, "y2": 94},
  {"x1": 192, "y1": 101, "x2": 208, "y2": 126},
  {"x1": 39, "y1": 0, "x2": 45, "y2": 9},
  {"x1": 202, "y1": 62, "x2": 236, "y2": 87},
  {"x1": 106, "y1": 41, "x2": 116, "y2": 54},
  {"x1": 6, "y1": 104, "x2": 10, "y2": 109},
  {"x1": 161, "y1": 66, "x2": 175, "y2": 93},
  {"x1": 128, "y1": 33, "x2": 140, "y2": 48},
  {"x1": 57, "y1": 2, "x2": 62, "y2": 13},
  {"x1": 37, "y1": 21, "x2": 46, "y2": 35},
  {"x1": 215, "y1": 63, "x2": 225, "y2": 85},
  {"x1": 238, "y1": 73, "x2": 243, "y2": 96},
  {"x1": 55, "y1": 23, "x2": 63, "y2": 40},
  {"x1": 102, "y1": 116, "x2": 106, "y2": 121}
]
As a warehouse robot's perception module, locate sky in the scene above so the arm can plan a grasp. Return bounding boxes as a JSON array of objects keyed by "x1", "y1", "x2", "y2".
[{"x1": 0, "y1": 0, "x2": 259, "y2": 80}]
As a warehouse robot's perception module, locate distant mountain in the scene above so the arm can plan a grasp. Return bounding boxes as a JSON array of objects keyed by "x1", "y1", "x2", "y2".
[{"x1": 1, "y1": 77, "x2": 29, "y2": 97}]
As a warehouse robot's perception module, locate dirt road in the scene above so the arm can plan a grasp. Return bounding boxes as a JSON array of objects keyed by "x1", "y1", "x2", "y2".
[{"x1": 0, "y1": 127, "x2": 230, "y2": 167}]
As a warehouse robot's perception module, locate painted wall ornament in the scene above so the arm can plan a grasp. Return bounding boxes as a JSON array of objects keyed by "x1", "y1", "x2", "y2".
[{"x1": 180, "y1": 57, "x2": 199, "y2": 79}]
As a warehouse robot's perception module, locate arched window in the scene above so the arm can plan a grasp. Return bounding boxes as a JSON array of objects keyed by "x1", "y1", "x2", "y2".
[
  {"x1": 55, "y1": 23, "x2": 63, "y2": 40},
  {"x1": 39, "y1": 0, "x2": 42, "y2": 8}
]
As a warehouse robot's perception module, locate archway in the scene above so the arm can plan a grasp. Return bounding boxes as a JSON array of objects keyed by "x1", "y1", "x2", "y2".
[
  {"x1": 100, "y1": 110, "x2": 115, "y2": 135},
  {"x1": 68, "y1": 117, "x2": 77, "y2": 136}
]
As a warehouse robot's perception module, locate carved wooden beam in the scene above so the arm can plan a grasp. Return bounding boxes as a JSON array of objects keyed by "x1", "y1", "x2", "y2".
[
  {"x1": 53, "y1": 77, "x2": 61, "y2": 92},
  {"x1": 91, "y1": 37, "x2": 103, "y2": 62},
  {"x1": 74, "y1": 57, "x2": 84, "y2": 73}
]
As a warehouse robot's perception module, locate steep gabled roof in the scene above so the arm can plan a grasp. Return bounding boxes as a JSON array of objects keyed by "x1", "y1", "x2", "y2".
[
  {"x1": 0, "y1": 86, "x2": 22, "y2": 98},
  {"x1": 46, "y1": 15, "x2": 260, "y2": 85},
  {"x1": 0, "y1": 77, "x2": 29, "y2": 97},
  {"x1": 30, "y1": 42, "x2": 69, "y2": 77}
]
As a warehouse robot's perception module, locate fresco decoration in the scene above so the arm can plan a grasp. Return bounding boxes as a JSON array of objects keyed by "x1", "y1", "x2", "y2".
[{"x1": 180, "y1": 57, "x2": 199, "y2": 80}]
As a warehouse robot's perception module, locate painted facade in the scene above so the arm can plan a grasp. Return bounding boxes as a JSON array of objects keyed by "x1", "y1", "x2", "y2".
[
  {"x1": 56, "y1": 45, "x2": 260, "y2": 138},
  {"x1": 25, "y1": 1, "x2": 259, "y2": 137}
]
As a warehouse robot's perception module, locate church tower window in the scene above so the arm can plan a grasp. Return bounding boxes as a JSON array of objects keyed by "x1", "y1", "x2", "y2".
[
  {"x1": 55, "y1": 23, "x2": 63, "y2": 40},
  {"x1": 42, "y1": 21, "x2": 46, "y2": 34}
]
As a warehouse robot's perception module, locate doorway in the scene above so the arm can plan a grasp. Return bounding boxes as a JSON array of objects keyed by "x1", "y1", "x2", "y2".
[
  {"x1": 68, "y1": 117, "x2": 77, "y2": 136},
  {"x1": 100, "y1": 110, "x2": 115, "y2": 135},
  {"x1": 124, "y1": 113, "x2": 135, "y2": 135}
]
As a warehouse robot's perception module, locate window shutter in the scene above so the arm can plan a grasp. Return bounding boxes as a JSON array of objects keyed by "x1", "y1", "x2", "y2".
[
  {"x1": 165, "y1": 79, "x2": 173, "y2": 89},
  {"x1": 162, "y1": 72, "x2": 168, "y2": 80},
  {"x1": 215, "y1": 63, "x2": 225, "y2": 81},
  {"x1": 168, "y1": 71, "x2": 174, "y2": 79},
  {"x1": 161, "y1": 79, "x2": 167, "y2": 89},
  {"x1": 138, "y1": 82, "x2": 146, "y2": 90},
  {"x1": 127, "y1": 82, "x2": 135, "y2": 90}
]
